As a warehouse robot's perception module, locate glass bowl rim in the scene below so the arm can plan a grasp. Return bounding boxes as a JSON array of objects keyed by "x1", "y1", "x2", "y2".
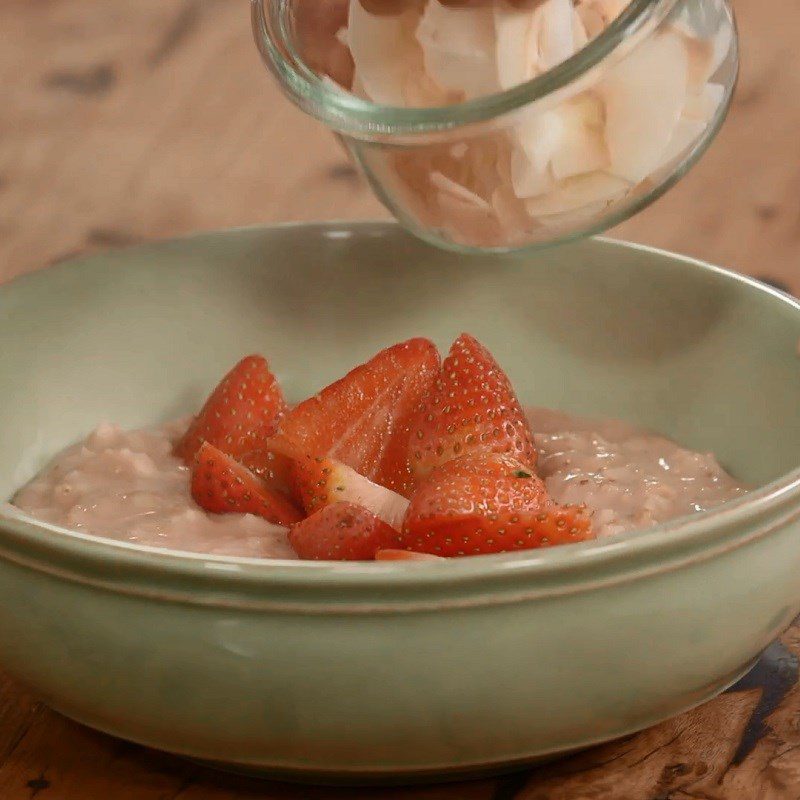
[{"x1": 252, "y1": 0, "x2": 683, "y2": 137}]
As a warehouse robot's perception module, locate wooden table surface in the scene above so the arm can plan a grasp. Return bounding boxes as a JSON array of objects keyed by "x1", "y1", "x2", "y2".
[{"x1": 0, "y1": 1, "x2": 798, "y2": 797}]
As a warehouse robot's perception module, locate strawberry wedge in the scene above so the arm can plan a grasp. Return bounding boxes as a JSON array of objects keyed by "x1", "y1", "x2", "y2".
[
  {"x1": 291, "y1": 454, "x2": 409, "y2": 530},
  {"x1": 289, "y1": 502, "x2": 399, "y2": 561},
  {"x1": 399, "y1": 453, "x2": 593, "y2": 557},
  {"x1": 176, "y1": 355, "x2": 286, "y2": 464},
  {"x1": 276, "y1": 338, "x2": 439, "y2": 497},
  {"x1": 408, "y1": 334, "x2": 536, "y2": 482},
  {"x1": 191, "y1": 442, "x2": 302, "y2": 527}
]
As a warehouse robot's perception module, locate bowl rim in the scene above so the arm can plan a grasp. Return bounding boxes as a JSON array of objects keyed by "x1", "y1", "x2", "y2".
[{"x1": 1, "y1": 224, "x2": 798, "y2": 607}]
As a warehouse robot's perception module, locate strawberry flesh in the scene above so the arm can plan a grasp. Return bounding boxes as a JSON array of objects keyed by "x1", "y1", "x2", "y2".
[
  {"x1": 176, "y1": 356, "x2": 286, "y2": 464},
  {"x1": 291, "y1": 453, "x2": 409, "y2": 530},
  {"x1": 238, "y1": 441, "x2": 296, "y2": 498},
  {"x1": 289, "y1": 502, "x2": 399, "y2": 560},
  {"x1": 191, "y1": 442, "x2": 302, "y2": 526},
  {"x1": 399, "y1": 452, "x2": 593, "y2": 556},
  {"x1": 408, "y1": 334, "x2": 536, "y2": 483},
  {"x1": 275, "y1": 338, "x2": 439, "y2": 497}
]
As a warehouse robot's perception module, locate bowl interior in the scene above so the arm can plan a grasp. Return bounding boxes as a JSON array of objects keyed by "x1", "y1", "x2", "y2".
[{"x1": 1, "y1": 223, "x2": 798, "y2": 502}]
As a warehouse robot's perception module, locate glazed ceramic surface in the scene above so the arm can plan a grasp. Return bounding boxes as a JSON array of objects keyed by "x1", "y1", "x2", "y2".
[{"x1": 0, "y1": 223, "x2": 798, "y2": 782}]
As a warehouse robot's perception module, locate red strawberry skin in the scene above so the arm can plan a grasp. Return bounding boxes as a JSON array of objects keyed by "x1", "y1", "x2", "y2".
[
  {"x1": 176, "y1": 355, "x2": 286, "y2": 465},
  {"x1": 276, "y1": 338, "x2": 439, "y2": 496},
  {"x1": 399, "y1": 453, "x2": 593, "y2": 557},
  {"x1": 191, "y1": 442, "x2": 302, "y2": 527},
  {"x1": 408, "y1": 334, "x2": 536, "y2": 483},
  {"x1": 289, "y1": 502, "x2": 399, "y2": 561},
  {"x1": 291, "y1": 454, "x2": 409, "y2": 530}
]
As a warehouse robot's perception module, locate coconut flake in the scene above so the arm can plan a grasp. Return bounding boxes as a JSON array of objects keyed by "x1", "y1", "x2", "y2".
[
  {"x1": 572, "y1": 6, "x2": 590, "y2": 50},
  {"x1": 576, "y1": 2, "x2": 606, "y2": 39},
  {"x1": 524, "y1": 171, "x2": 630, "y2": 216},
  {"x1": 466, "y1": 135, "x2": 509, "y2": 200},
  {"x1": 550, "y1": 93, "x2": 609, "y2": 180},
  {"x1": 535, "y1": 199, "x2": 615, "y2": 230},
  {"x1": 511, "y1": 109, "x2": 564, "y2": 197},
  {"x1": 346, "y1": 0, "x2": 728, "y2": 245},
  {"x1": 436, "y1": 192, "x2": 503, "y2": 247},
  {"x1": 673, "y1": 19, "x2": 733, "y2": 89},
  {"x1": 494, "y1": 1, "x2": 538, "y2": 90},
  {"x1": 430, "y1": 171, "x2": 492, "y2": 210},
  {"x1": 416, "y1": 0, "x2": 499, "y2": 99},
  {"x1": 494, "y1": 0, "x2": 581, "y2": 89},
  {"x1": 658, "y1": 117, "x2": 707, "y2": 168},
  {"x1": 707, "y1": 23, "x2": 734, "y2": 81},
  {"x1": 510, "y1": 92, "x2": 608, "y2": 198},
  {"x1": 491, "y1": 186, "x2": 534, "y2": 239},
  {"x1": 682, "y1": 36, "x2": 714, "y2": 91},
  {"x1": 347, "y1": 0, "x2": 425, "y2": 105},
  {"x1": 538, "y1": 0, "x2": 578, "y2": 72},
  {"x1": 684, "y1": 82, "x2": 724, "y2": 122},
  {"x1": 402, "y1": 67, "x2": 456, "y2": 107},
  {"x1": 602, "y1": 30, "x2": 689, "y2": 183},
  {"x1": 578, "y1": 0, "x2": 629, "y2": 27},
  {"x1": 512, "y1": 148, "x2": 554, "y2": 199}
]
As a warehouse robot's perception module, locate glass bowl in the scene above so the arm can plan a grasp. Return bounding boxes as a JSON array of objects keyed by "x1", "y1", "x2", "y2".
[{"x1": 253, "y1": 0, "x2": 738, "y2": 253}]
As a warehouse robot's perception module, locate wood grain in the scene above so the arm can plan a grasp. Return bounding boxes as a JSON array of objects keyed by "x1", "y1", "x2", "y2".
[{"x1": 0, "y1": 0, "x2": 798, "y2": 797}]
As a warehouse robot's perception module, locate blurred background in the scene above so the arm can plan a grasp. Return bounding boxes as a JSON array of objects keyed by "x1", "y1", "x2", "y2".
[
  {"x1": 0, "y1": 0, "x2": 800, "y2": 292},
  {"x1": 0, "y1": 0, "x2": 796, "y2": 292}
]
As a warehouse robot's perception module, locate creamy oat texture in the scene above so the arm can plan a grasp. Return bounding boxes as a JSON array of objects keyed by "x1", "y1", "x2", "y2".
[
  {"x1": 10, "y1": 410, "x2": 747, "y2": 555},
  {"x1": 10, "y1": 420, "x2": 296, "y2": 558},
  {"x1": 528, "y1": 408, "x2": 747, "y2": 537}
]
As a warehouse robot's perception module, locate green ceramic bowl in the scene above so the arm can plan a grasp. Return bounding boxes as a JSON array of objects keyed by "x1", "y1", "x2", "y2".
[{"x1": 0, "y1": 223, "x2": 798, "y2": 783}]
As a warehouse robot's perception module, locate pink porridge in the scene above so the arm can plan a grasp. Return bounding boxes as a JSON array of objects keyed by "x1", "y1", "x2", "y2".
[
  {"x1": 529, "y1": 409, "x2": 747, "y2": 539},
  {"x1": 10, "y1": 409, "x2": 746, "y2": 558},
  {"x1": 10, "y1": 420, "x2": 294, "y2": 559}
]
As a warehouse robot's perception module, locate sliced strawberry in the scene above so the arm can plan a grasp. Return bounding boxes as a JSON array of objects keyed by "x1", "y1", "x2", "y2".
[
  {"x1": 374, "y1": 549, "x2": 445, "y2": 561},
  {"x1": 238, "y1": 441, "x2": 296, "y2": 498},
  {"x1": 291, "y1": 454, "x2": 409, "y2": 530},
  {"x1": 399, "y1": 453, "x2": 593, "y2": 557},
  {"x1": 408, "y1": 334, "x2": 536, "y2": 482},
  {"x1": 289, "y1": 502, "x2": 399, "y2": 561},
  {"x1": 191, "y1": 442, "x2": 302, "y2": 526},
  {"x1": 176, "y1": 355, "x2": 286, "y2": 465},
  {"x1": 275, "y1": 338, "x2": 439, "y2": 497}
]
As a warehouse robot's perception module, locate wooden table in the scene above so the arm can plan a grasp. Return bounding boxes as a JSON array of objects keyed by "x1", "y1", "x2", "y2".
[{"x1": 0, "y1": 1, "x2": 798, "y2": 797}]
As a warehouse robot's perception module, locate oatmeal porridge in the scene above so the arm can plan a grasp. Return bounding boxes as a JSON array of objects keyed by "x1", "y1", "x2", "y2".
[
  {"x1": 11, "y1": 420, "x2": 294, "y2": 559},
  {"x1": 11, "y1": 409, "x2": 745, "y2": 556},
  {"x1": 7, "y1": 335, "x2": 750, "y2": 560}
]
